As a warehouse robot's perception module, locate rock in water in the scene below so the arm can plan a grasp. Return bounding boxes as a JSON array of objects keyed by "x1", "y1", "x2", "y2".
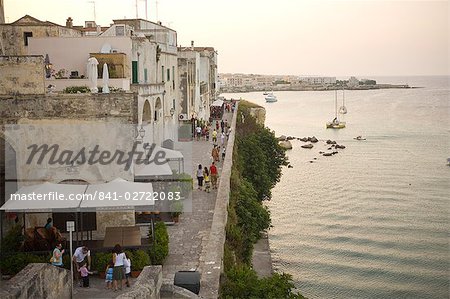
[
  {"x1": 301, "y1": 143, "x2": 314, "y2": 149},
  {"x1": 279, "y1": 140, "x2": 293, "y2": 150},
  {"x1": 310, "y1": 136, "x2": 318, "y2": 143},
  {"x1": 277, "y1": 135, "x2": 287, "y2": 141}
]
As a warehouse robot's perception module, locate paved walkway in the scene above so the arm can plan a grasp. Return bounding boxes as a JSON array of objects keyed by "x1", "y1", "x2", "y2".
[
  {"x1": 73, "y1": 276, "x2": 137, "y2": 298},
  {"x1": 162, "y1": 112, "x2": 232, "y2": 285}
]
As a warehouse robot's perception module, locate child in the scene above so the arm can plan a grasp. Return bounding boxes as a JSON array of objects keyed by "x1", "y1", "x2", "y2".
[
  {"x1": 203, "y1": 167, "x2": 211, "y2": 193},
  {"x1": 124, "y1": 256, "x2": 131, "y2": 287},
  {"x1": 222, "y1": 147, "x2": 226, "y2": 161},
  {"x1": 105, "y1": 260, "x2": 114, "y2": 289},
  {"x1": 79, "y1": 261, "x2": 93, "y2": 288}
]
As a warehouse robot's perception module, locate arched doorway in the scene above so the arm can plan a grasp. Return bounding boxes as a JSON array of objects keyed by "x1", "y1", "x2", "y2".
[{"x1": 142, "y1": 100, "x2": 152, "y2": 125}]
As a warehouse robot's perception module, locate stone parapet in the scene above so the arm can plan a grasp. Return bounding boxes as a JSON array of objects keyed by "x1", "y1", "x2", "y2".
[
  {"x1": 116, "y1": 265, "x2": 163, "y2": 299},
  {"x1": 198, "y1": 104, "x2": 238, "y2": 298},
  {"x1": 0, "y1": 263, "x2": 71, "y2": 299}
]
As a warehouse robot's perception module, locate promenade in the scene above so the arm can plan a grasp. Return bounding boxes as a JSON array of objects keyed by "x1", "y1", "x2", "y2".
[{"x1": 162, "y1": 111, "x2": 232, "y2": 285}]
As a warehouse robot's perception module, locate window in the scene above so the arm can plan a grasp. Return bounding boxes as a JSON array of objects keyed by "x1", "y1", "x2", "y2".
[
  {"x1": 167, "y1": 69, "x2": 170, "y2": 81},
  {"x1": 115, "y1": 25, "x2": 125, "y2": 36},
  {"x1": 162, "y1": 66, "x2": 165, "y2": 82},
  {"x1": 144, "y1": 68, "x2": 148, "y2": 83},
  {"x1": 23, "y1": 32, "x2": 33, "y2": 46},
  {"x1": 132, "y1": 61, "x2": 138, "y2": 84}
]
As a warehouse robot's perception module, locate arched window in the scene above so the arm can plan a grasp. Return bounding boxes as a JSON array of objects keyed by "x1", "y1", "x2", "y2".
[{"x1": 154, "y1": 97, "x2": 162, "y2": 122}]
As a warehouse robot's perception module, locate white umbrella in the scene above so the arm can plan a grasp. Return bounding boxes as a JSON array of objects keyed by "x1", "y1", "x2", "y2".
[
  {"x1": 87, "y1": 57, "x2": 99, "y2": 93},
  {"x1": 102, "y1": 63, "x2": 110, "y2": 94}
]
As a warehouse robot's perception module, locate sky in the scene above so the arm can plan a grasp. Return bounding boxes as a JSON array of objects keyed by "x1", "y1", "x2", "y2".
[{"x1": 3, "y1": 0, "x2": 449, "y2": 76}]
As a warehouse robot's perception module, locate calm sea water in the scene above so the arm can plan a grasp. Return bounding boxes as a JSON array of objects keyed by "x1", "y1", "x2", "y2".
[{"x1": 223, "y1": 76, "x2": 449, "y2": 299}]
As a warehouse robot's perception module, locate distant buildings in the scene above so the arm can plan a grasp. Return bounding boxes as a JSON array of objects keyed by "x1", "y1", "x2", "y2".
[{"x1": 298, "y1": 76, "x2": 336, "y2": 85}]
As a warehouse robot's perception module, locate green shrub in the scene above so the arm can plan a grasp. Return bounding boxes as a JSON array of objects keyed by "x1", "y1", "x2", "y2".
[
  {"x1": 1, "y1": 224, "x2": 23, "y2": 253},
  {"x1": 63, "y1": 86, "x2": 90, "y2": 94},
  {"x1": 132, "y1": 250, "x2": 150, "y2": 271},
  {"x1": 92, "y1": 251, "x2": 112, "y2": 273},
  {"x1": 148, "y1": 222, "x2": 169, "y2": 265},
  {"x1": 0, "y1": 253, "x2": 47, "y2": 275}
]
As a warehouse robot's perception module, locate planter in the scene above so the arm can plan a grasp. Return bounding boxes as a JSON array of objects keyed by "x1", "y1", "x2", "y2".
[{"x1": 131, "y1": 271, "x2": 141, "y2": 278}]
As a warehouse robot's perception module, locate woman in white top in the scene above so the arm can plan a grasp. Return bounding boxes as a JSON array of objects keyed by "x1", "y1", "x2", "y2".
[{"x1": 112, "y1": 244, "x2": 127, "y2": 291}]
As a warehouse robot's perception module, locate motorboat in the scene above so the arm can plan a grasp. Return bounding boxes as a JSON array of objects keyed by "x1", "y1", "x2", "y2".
[
  {"x1": 265, "y1": 93, "x2": 277, "y2": 102},
  {"x1": 263, "y1": 92, "x2": 269, "y2": 95},
  {"x1": 353, "y1": 136, "x2": 366, "y2": 140}
]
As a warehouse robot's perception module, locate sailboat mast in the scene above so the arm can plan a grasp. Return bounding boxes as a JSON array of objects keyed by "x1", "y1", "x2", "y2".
[{"x1": 335, "y1": 89, "x2": 338, "y2": 119}]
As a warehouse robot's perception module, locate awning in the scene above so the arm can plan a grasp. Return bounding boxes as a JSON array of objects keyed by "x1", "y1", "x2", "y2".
[
  {"x1": 80, "y1": 178, "x2": 154, "y2": 211},
  {"x1": 211, "y1": 99, "x2": 224, "y2": 107},
  {"x1": 134, "y1": 161, "x2": 173, "y2": 177},
  {"x1": 0, "y1": 179, "x2": 154, "y2": 212},
  {"x1": 0, "y1": 182, "x2": 87, "y2": 212}
]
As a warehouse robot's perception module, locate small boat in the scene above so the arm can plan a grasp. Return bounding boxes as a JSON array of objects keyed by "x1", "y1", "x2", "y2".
[
  {"x1": 447, "y1": 158, "x2": 450, "y2": 166},
  {"x1": 301, "y1": 144, "x2": 314, "y2": 149},
  {"x1": 339, "y1": 88, "x2": 348, "y2": 114},
  {"x1": 263, "y1": 92, "x2": 269, "y2": 95},
  {"x1": 265, "y1": 93, "x2": 277, "y2": 102},
  {"x1": 326, "y1": 91, "x2": 345, "y2": 129},
  {"x1": 353, "y1": 136, "x2": 366, "y2": 140}
]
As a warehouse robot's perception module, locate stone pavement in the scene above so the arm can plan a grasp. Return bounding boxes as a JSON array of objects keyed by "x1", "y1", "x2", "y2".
[
  {"x1": 73, "y1": 276, "x2": 137, "y2": 299},
  {"x1": 162, "y1": 112, "x2": 232, "y2": 285}
]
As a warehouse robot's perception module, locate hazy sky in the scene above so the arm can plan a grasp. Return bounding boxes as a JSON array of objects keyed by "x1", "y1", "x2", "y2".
[{"x1": 4, "y1": 0, "x2": 449, "y2": 76}]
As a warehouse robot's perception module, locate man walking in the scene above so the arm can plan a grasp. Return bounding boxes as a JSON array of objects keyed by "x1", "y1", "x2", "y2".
[
  {"x1": 73, "y1": 246, "x2": 91, "y2": 286},
  {"x1": 210, "y1": 162, "x2": 218, "y2": 189}
]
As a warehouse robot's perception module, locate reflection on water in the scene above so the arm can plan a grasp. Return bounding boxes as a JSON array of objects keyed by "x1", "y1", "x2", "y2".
[{"x1": 223, "y1": 76, "x2": 449, "y2": 299}]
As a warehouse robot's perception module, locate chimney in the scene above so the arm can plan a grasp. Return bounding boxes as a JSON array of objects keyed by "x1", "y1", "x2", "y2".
[
  {"x1": 191, "y1": 41, "x2": 194, "y2": 50},
  {"x1": 66, "y1": 17, "x2": 73, "y2": 28}
]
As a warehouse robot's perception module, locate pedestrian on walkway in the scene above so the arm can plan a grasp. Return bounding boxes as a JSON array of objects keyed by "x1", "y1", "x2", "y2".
[
  {"x1": 73, "y1": 246, "x2": 91, "y2": 287},
  {"x1": 112, "y1": 244, "x2": 127, "y2": 291},
  {"x1": 196, "y1": 164, "x2": 204, "y2": 189},
  {"x1": 196, "y1": 126, "x2": 201, "y2": 141},
  {"x1": 212, "y1": 129, "x2": 217, "y2": 144},
  {"x1": 220, "y1": 132, "x2": 225, "y2": 147},
  {"x1": 212, "y1": 146, "x2": 220, "y2": 162},
  {"x1": 222, "y1": 147, "x2": 226, "y2": 161},
  {"x1": 220, "y1": 119, "x2": 225, "y2": 133},
  {"x1": 210, "y1": 162, "x2": 218, "y2": 189},
  {"x1": 203, "y1": 167, "x2": 211, "y2": 193}
]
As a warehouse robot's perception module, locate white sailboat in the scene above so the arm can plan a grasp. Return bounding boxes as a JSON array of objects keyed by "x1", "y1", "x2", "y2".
[
  {"x1": 326, "y1": 90, "x2": 346, "y2": 129},
  {"x1": 339, "y1": 89, "x2": 348, "y2": 114}
]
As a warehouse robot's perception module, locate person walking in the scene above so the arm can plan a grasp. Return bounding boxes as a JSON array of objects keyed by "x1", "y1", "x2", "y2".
[
  {"x1": 220, "y1": 132, "x2": 225, "y2": 147},
  {"x1": 112, "y1": 244, "x2": 127, "y2": 292},
  {"x1": 196, "y1": 164, "x2": 204, "y2": 190},
  {"x1": 212, "y1": 129, "x2": 217, "y2": 144},
  {"x1": 203, "y1": 167, "x2": 211, "y2": 193},
  {"x1": 210, "y1": 162, "x2": 218, "y2": 189},
  {"x1": 212, "y1": 146, "x2": 220, "y2": 163},
  {"x1": 196, "y1": 126, "x2": 201, "y2": 141}
]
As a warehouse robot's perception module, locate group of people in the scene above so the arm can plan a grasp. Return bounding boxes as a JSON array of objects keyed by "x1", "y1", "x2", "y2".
[
  {"x1": 50, "y1": 243, "x2": 131, "y2": 291},
  {"x1": 196, "y1": 162, "x2": 219, "y2": 192}
]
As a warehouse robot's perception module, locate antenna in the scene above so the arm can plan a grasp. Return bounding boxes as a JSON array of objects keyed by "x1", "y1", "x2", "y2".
[
  {"x1": 145, "y1": 0, "x2": 148, "y2": 20},
  {"x1": 135, "y1": 0, "x2": 138, "y2": 18},
  {"x1": 156, "y1": 0, "x2": 159, "y2": 21},
  {"x1": 88, "y1": 1, "x2": 96, "y2": 22}
]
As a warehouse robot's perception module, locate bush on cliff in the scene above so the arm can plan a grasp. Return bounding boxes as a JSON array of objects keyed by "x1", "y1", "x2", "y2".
[{"x1": 148, "y1": 221, "x2": 169, "y2": 265}]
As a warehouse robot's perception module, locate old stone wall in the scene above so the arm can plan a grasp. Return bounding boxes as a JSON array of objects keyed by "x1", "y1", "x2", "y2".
[
  {"x1": 0, "y1": 55, "x2": 45, "y2": 95},
  {"x1": 116, "y1": 265, "x2": 163, "y2": 299},
  {"x1": 0, "y1": 263, "x2": 71, "y2": 299},
  {"x1": 198, "y1": 103, "x2": 238, "y2": 298}
]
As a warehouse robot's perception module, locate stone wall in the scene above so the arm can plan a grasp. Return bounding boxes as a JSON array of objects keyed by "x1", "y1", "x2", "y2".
[
  {"x1": 116, "y1": 265, "x2": 163, "y2": 299},
  {"x1": 0, "y1": 55, "x2": 45, "y2": 95},
  {"x1": 0, "y1": 263, "x2": 71, "y2": 299},
  {"x1": 198, "y1": 103, "x2": 238, "y2": 298}
]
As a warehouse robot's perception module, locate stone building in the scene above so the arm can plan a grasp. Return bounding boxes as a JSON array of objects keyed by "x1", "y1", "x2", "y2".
[
  {"x1": 0, "y1": 17, "x2": 188, "y2": 243},
  {"x1": 178, "y1": 43, "x2": 201, "y2": 121},
  {"x1": 0, "y1": 15, "x2": 82, "y2": 56}
]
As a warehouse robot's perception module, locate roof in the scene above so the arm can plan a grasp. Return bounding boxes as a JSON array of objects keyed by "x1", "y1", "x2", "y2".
[{"x1": 7, "y1": 15, "x2": 82, "y2": 32}]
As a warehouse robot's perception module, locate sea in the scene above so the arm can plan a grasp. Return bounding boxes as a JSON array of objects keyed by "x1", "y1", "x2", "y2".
[{"x1": 222, "y1": 75, "x2": 449, "y2": 299}]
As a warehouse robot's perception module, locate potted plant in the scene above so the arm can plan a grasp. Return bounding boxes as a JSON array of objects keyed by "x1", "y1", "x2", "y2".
[
  {"x1": 131, "y1": 250, "x2": 150, "y2": 278},
  {"x1": 92, "y1": 252, "x2": 112, "y2": 279},
  {"x1": 170, "y1": 201, "x2": 183, "y2": 223}
]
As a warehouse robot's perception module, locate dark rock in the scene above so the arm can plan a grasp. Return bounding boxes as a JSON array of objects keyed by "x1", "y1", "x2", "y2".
[
  {"x1": 301, "y1": 143, "x2": 314, "y2": 149},
  {"x1": 310, "y1": 136, "x2": 318, "y2": 143},
  {"x1": 300, "y1": 137, "x2": 308, "y2": 142},
  {"x1": 335, "y1": 145, "x2": 346, "y2": 149},
  {"x1": 288, "y1": 165, "x2": 293, "y2": 168},
  {"x1": 323, "y1": 153, "x2": 333, "y2": 156},
  {"x1": 278, "y1": 135, "x2": 287, "y2": 141}
]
